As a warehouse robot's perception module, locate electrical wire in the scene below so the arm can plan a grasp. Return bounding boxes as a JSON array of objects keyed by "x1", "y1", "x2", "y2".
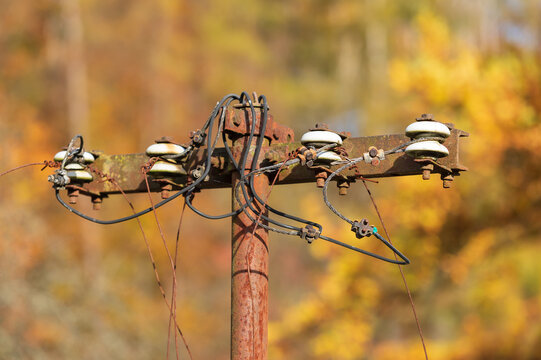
[
  {"x1": 321, "y1": 156, "x2": 410, "y2": 265},
  {"x1": 52, "y1": 92, "x2": 414, "y2": 265}
]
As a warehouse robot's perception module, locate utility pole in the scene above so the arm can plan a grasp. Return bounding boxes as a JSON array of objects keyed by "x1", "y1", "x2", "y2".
[{"x1": 52, "y1": 102, "x2": 468, "y2": 359}]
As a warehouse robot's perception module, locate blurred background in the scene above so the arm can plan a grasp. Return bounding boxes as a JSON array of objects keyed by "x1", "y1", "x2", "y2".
[{"x1": 1, "y1": 0, "x2": 540, "y2": 359}]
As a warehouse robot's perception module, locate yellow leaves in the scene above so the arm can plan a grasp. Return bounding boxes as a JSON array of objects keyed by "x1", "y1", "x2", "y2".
[
  {"x1": 441, "y1": 229, "x2": 495, "y2": 284},
  {"x1": 416, "y1": 11, "x2": 450, "y2": 59},
  {"x1": 312, "y1": 317, "x2": 371, "y2": 360}
]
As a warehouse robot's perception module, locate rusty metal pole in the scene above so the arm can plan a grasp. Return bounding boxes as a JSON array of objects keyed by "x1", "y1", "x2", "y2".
[{"x1": 231, "y1": 135, "x2": 270, "y2": 360}]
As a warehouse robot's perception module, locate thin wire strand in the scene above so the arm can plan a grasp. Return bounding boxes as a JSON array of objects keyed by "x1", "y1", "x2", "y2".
[
  {"x1": 361, "y1": 180, "x2": 428, "y2": 359},
  {"x1": 167, "y1": 199, "x2": 187, "y2": 360},
  {"x1": 0, "y1": 162, "x2": 48, "y2": 177},
  {"x1": 108, "y1": 178, "x2": 192, "y2": 359}
]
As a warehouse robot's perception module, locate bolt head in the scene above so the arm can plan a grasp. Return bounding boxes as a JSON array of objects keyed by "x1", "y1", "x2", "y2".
[
  {"x1": 422, "y1": 169, "x2": 431, "y2": 180},
  {"x1": 368, "y1": 147, "x2": 378, "y2": 158},
  {"x1": 314, "y1": 123, "x2": 329, "y2": 130},
  {"x1": 416, "y1": 113, "x2": 434, "y2": 121},
  {"x1": 371, "y1": 158, "x2": 380, "y2": 166},
  {"x1": 155, "y1": 136, "x2": 173, "y2": 144}
]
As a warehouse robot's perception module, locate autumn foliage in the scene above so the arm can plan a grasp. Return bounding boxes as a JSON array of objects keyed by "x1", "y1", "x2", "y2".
[{"x1": 1, "y1": 1, "x2": 541, "y2": 359}]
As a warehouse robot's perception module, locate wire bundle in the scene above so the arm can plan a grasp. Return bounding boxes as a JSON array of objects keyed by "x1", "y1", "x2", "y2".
[{"x1": 54, "y1": 92, "x2": 413, "y2": 264}]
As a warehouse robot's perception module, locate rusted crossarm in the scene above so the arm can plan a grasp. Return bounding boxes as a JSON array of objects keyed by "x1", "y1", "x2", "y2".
[{"x1": 78, "y1": 127, "x2": 467, "y2": 198}]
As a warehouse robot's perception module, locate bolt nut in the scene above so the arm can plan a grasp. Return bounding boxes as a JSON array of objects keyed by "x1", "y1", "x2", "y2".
[
  {"x1": 314, "y1": 123, "x2": 329, "y2": 130},
  {"x1": 191, "y1": 165, "x2": 205, "y2": 180},
  {"x1": 92, "y1": 196, "x2": 102, "y2": 210},
  {"x1": 368, "y1": 147, "x2": 378, "y2": 158},
  {"x1": 160, "y1": 184, "x2": 173, "y2": 199},
  {"x1": 315, "y1": 171, "x2": 328, "y2": 188},
  {"x1": 416, "y1": 113, "x2": 434, "y2": 121},
  {"x1": 442, "y1": 174, "x2": 454, "y2": 189},
  {"x1": 68, "y1": 188, "x2": 79, "y2": 205},
  {"x1": 155, "y1": 136, "x2": 174, "y2": 144},
  {"x1": 371, "y1": 158, "x2": 380, "y2": 166},
  {"x1": 421, "y1": 163, "x2": 434, "y2": 180},
  {"x1": 337, "y1": 179, "x2": 350, "y2": 196}
]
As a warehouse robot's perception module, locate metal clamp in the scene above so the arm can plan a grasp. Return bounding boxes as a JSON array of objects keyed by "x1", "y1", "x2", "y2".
[
  {"x1": 351, "y1": 219, "x2": 373, "y2": 239},
  {"x1": 300, "y1": 225, "x2": 320, "y2": 244}
]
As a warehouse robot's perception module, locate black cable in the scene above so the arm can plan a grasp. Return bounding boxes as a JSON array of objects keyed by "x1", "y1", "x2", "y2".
[
  {"x1": 246, "y1": 95, "x2": 323, "y2": 232},
  {"x1": 183, "y1": 92, "x2": 260, "y2": 220},
  {"x1": 55, "y1": 92, "x2": 232, "y2": 224},
  {"x1": 319, "y1": 234, "x2": 409, "y2": 265},
  {"x1": 54, "y1": 92, "x2": 411, "y2": 264}
]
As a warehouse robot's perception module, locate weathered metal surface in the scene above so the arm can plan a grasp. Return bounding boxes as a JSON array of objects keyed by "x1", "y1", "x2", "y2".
[
  {"x1": 74, "y1": 127, "x2": 467, "y2": 196},
  {"x1": 224, "y1": 108, "x2": 294, "y2": 144},
  {"x1": 231, "y1": 143, "x2": 269, "y2": 360}
]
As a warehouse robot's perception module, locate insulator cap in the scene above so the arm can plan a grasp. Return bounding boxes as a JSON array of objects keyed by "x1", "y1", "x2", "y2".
[
  {"x1": 405, "y1": 140, "x2": 449, "y2": 159},
  {"x1": 300, "y1": 130, "x2": 342, "y2": 147},
  {"x1": 405, "y1": 121, "x2": 450, "y2": 140},
  {"x1": 148, "y1": 161, "x2": 184, "y2": 175},
  {"x1": 66, "y1": 170, "x2": 93, "y2": 182},
  {"x1": 64, "y1": 163, "x2": 85, "y2": 170},
  {"x1": 146, "y1": 143, "x2": 186, "y2": 157},
  {"x1": 315, "y1": 151, "x2": 342, "y2": 163},
  {"x1": 53, "y1": 151, "x2": 95, "y2": 163}
]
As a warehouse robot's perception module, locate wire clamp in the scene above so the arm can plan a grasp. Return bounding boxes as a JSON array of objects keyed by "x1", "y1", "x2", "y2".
[
  {"x1": 48, "y1": 169, "x2": 70, "y2": 188},
  {"x1": 189, "y1": 129, "x2": 206, "y2": 147},
  {"x1": 351, "y1": 219, "x2": 373, "y2": 239},
  {"x1": 300, "y1": 224, "x2": 320, "y2": 244},
  {"x1": 295, "y1": 146, "x2": 318, "y2": 166},
  {"x1": 363, "y1": 146, "x2": 385, "y2": 165}
]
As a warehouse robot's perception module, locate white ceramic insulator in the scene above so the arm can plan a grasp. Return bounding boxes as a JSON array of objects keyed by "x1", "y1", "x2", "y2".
[
  {"x1": 65, "y1": 163, "x2": 85, "y2": 170},
  {"x1": 54, "y1": 151, "x2": 67, "y2": 162},
  {"x1": 405, "y1": 140, "x2": 449, "y2": 159},
  {"x1": 53, "y1": 150, "x2": 95, "y2": 163},
  {"x1": 300, "y1": 130, "x2": 342, "y2": 146},
  {"x1": 405, "y1": 121, "x2": 450, "y2": 139},
  {"x1": 82, "y1": 152, "x2": 95, "y2": 163},
  {"x1": 148, "y1": 161, "x2": 184, "y2": 175},
  {"x1": 66, "y1": 170, "x2": 93, "y2": 182},
  {"x1": 315, "y1": 151, "x2": 342, "y2": 163},
  {"x1": 146, "y1": 143, "x2": 186, "y2": 157}
]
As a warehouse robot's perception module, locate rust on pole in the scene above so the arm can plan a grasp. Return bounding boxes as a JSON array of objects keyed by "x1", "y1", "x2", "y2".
[
  {"x1": 231, "y1": 170, "x2": 269, "y2": 360},
  {"x1": 229, "y1": 109, "x2": 273, "y2": 359}
]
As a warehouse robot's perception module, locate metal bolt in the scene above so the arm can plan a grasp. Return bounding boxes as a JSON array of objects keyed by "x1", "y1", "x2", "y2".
[
  {"x1": 232, "y1": 115, "x2": 241, "y2": 126},
  {"x1": 442, "y1": 174, "x2": 454, "y2": 189},
  {"x1": 92, "y1": 196, "x2": 102, "y2": 210},
  {"x1": 161, "y1": 183, "x2": 173, "y2": 199},
  {"x1": 337, "y1": 179, "x2": 349, "y2": 195},
  {"x1": 68, "y1": 188, "x2": 79, "y2": 204},
  {"x1": 368, "y1": 147, "x2": 378, "y2": 158},
  {"x1": 370, "y1": 158, "x2": 380, "y2": 166},
  {"x1": 421, "y1": 163, "x2": 434, "y2": 180},
  {"x1": 416, "y1": 113, "x2": 434, "y2": 121},
  {"x1": 314, "y1": 123, "x2": 329, "y2": 130},
  {"x1": 191, "y1": 165, "x2": 204, "y2": 180},
  {"x1": 315, "y1": 170, "x2": 328, "y2": 188},
  {"x1": 155, "y1": 136, "x2": 173, "y2": 143}
]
